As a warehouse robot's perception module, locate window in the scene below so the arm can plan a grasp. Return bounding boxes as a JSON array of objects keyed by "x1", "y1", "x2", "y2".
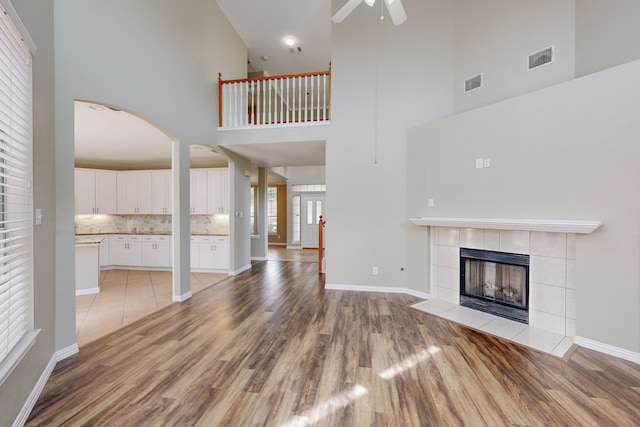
[
  {"x1": 0, "y1": 2, "x2": 35, "y2": 382},
  {"x1": 267, "y1": 187, "x2": 277, "y2": 234},
  {"x1": 249, "y1": 186, "x2": 257, "y2": 234}
]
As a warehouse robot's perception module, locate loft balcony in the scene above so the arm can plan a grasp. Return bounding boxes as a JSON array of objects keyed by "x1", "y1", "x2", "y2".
[{"x1": 218, "y1": 66, "x2": 331, "y2": 130}]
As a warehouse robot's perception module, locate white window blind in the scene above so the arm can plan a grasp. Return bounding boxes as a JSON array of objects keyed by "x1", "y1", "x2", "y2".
[{"x1": 0, "y1": 4, "x2": 34, "y2": 368}]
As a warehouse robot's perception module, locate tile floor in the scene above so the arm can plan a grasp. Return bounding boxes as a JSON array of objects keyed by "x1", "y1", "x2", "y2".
[
  {"x1": 76, "y1": 269, "x2": 228, "y2": 347},
  {"x1": 411, "y1": 299, "x2": 574, "y2": 357}
]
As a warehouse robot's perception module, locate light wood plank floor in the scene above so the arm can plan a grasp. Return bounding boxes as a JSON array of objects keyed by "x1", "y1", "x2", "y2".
[
  {"x1": 268, "y1": 245, "x2": 318, "y2": 262},
  {"x1": 29, "y1": 261, "x2": 640, "y2": 426}
]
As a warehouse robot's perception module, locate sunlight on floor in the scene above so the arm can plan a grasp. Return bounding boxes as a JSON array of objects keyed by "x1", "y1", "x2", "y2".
[
  {"x1": 378, "y1": 345, "x2": 442, "y2": 380},
  {"x1": 281, "y1": 385, "x2": 368, "y2": 427}
]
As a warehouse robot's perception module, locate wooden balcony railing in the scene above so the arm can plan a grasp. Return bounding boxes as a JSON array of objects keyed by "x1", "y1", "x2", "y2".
[{"x1": 218, "y1": 65, "x2": 331, "y2": 129}]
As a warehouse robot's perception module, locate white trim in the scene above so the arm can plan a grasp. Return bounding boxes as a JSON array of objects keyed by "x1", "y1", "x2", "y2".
[
  {"x1": 75, "y1": 287, "x2": 99, "y2": 296},
  {"x1": 268, "y1": 242, "x2": 287, "y2": 247},
  {"x1": 251, "y1": 256, "x2": 268, "y2": 261},
  {"x1": 230, "y1": 263, "x2": 252, "y2": 276},
  {"x1": 218, "y1": 121, "x2": 330, "y2": 132},
  {"x1": 286, "y1": 245, "x2": 302, "y2": 249},
  {"x1": 12, "y1": 354, "x2": 56, "y2": 427},
  {"x1": 0, "y1": 0, "x2": 36, "y2": 54},
  {"x1": 55, "y1": 344, "x2": 79, "y2": 361},
  {"x1": 574, "y1": 336, "x2": 640, "y2": 365},
  {"x1": 172, "y1": 291, "x2": 192, "y2": 303},
  {"x1": 409, "y1": 217, "x2": 601, "y2": 234},
  {"x1": 325, "y1": 283, "x2": 430, "y2": 300}
]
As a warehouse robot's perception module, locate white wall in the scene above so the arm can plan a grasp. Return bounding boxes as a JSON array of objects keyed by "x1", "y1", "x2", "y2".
[
  {"x1": 407, "y1": 60, "x2": 640, "y2": 354},
  {"x1": 575, "y1": 0, "x2": 640, "y2": 77},
  {"x1": 54, "y1": 0, "x2": 247, "y2": 350},
  {"x1": 453, "y1": 0, "x2": 575, "y2": 113},
  {"x1": 328, "y1": 0, "x2": 455, "y2": 288}
]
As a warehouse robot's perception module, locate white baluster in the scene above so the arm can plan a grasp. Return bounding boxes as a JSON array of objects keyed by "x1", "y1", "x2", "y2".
[
  {"x1": 262, "y1": 79, "x2": 267, "y2": 125},
  {"x1": 268, "y1": 79, "x2": 272, "y2": 124},
  {"x1": 323, "y1": 74, "x2": 327, "y2": 121},
  {"x1": 316, "y1": 75, "x2": 321, "y2": 121},
  {"x1": 298, "y1": 76, "x2": 301, "y2": 122},
  {"x1": 286, "y1": 78, "x2": 290, "y2": 123},
  {"x1": 310, "y1": 75, "x2": 315, "y2": 122},
  {"x1": 279, "y1": 78, "x2": 284, "y2": 124},
  {"x1": 304, "y1": 76, "x2": 308, "y2": 122}
]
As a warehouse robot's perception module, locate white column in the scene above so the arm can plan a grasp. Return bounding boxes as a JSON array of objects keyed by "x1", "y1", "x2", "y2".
[{"x1": 172, "y1": 140, "x2": 191, "y2": 301}]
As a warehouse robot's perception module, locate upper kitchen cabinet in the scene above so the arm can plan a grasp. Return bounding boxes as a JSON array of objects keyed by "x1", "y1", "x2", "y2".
[
  {"x1": 75, "y1": 168, "x2": 117, "y2": 214},
  {"x1": 152, "y1": 170, "x2": 172, "y2": 214},
  {"x1": 207, "y1": 168, "x2": 229, "y2": 214},
  {"x1": 190, "y1": 169, "x2": 209, "y2": 214},
  {"x1": 117, "y1": 171, "x2": 153, "y2": 214}
]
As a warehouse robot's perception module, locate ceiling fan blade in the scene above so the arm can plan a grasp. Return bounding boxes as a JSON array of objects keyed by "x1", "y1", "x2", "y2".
[
  {"x1": 332, "y1": 0, "x2": 363, "y2": 23},
  {"x1": 385, "y1": 0, "x2": 407, "y2": 25}
]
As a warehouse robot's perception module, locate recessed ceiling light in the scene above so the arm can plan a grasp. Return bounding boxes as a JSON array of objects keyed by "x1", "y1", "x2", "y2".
[{"x1": 284, "y1": 37, "x2": 295, "y2": 47}]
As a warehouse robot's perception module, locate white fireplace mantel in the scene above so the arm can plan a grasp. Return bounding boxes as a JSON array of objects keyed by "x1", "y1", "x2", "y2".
[{"x1": 409, "y1": 217, "x2": 601, "y2": 234}]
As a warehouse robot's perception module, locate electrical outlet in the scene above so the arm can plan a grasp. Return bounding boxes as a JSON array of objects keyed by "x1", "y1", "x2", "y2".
[
  {"x1": 428, "y1": 199, "x2": 434, "y2": 207},
  {"x1": 483, "y1": 158, "x2": 491, "y2": 168},
  {"x1": 475, "y1": 158, "x2": 484, "y2": 169},
  {"x1": 372, "y1": 267, "x2": 379, "y2": 275}
]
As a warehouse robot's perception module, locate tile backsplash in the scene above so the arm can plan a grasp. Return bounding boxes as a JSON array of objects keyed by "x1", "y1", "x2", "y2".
[{"x1": 75, "y1": 214, "x2": 229, "y2": 235}]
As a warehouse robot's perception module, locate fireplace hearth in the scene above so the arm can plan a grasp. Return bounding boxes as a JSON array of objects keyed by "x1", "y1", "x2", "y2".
[{"x1": 460, "y1": 248, "x2": 529, "y2": 324}]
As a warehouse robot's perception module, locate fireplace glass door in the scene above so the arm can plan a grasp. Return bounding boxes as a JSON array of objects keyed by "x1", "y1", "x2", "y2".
[{"x1": 460, "y1": 248, "x2": 529, "y2": 323}]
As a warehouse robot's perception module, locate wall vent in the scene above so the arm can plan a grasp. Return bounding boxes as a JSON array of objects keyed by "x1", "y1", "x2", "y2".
[
  {"x1": 464, "y1": 74, "x2": 482, "y2": 93},
  {"x1": 528, "y1": 46, "x2": 553, "y2": 70}
]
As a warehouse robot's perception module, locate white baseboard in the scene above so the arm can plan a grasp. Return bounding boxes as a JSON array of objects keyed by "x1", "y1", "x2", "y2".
[
  {"x1": 12, "y1": 342, "x2": 80, "y2": 427},
  {"x1": 325, "y1": 283, "x2": 431, "y2": 300},
  {"x1": 12, "y1": 354, "x2": 57, "y2": 427},
  {"x1": 250, "y1": 257, "x2": 268, "y2": 261},
  {"x1": 55, "y1": 343, "x2": 79, "y2": 361},
  {"x1": 574, "y1": 336, "x2": 640, "y2": 364},
  {"x1": 172, "y1": 291, "x2": 192, "y2": 302},
  {"x1": 75, "y1": 287, "x2": 99, "y2": 296},
  {"x1": 286, "y1": 245, "x2": 302, "y2": 249},
  {"x1": 231, "y1": 264, "x2": 252, "y2": 276},
  {"x1": 268, "y1": 242, "x2": 287, "y2": 247}
]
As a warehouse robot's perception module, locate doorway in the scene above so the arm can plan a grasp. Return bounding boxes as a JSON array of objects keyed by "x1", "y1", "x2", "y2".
[{"x1": 301, "y1": 195, "x2": 325, "y2": 249}]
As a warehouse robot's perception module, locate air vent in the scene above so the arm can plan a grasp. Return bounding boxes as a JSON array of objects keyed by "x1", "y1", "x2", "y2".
[
  {"x1": 528, "y1": 46, "x2": 553, "y2": 70},
  {"x1": 289, "y1": 46, "x2": 303, "y2": 54},
  {"x1": 464, "y1": 74, "x2": 482, "y2": 93}
]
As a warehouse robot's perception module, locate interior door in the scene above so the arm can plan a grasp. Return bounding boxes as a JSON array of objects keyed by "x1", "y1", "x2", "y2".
[{"x1": 301, "y1": 195, "x2": 325, "y2": 249}]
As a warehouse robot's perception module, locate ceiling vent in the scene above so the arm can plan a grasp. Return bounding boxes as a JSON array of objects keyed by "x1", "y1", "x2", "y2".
[
  {"x1": 528, "y1": 46, "x2": 553, "y2": 70},
  {"x1": 464, "y1": 74, "x2": 482, "y2": 93}
]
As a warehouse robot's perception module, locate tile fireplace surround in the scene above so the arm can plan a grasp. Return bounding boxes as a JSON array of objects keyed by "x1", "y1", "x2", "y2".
[{"x1": 410, "y1": 217, "x2": 602, "y2": 357}]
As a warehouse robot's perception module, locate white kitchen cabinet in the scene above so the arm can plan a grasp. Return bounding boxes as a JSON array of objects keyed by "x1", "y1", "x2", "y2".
[
  {"x1": 191, "y1": 235, "x2": 229, "y2": 271},
  {"x1": 117, "y1": 171, "x2": 153, "y2": 214},
  {"x1": 190, "y1": 237, "x2": 199, "y2": 269},
  {"x1": 97, "y1": 235, "x2": 110, "y2": 267},
  {"x1": 75, "y1": 169, "x2": 117, "y2": 214},
  {"x1": 141, "y1": 235, "x2": 172, "y2": 267},
  {"x1": 207, "y1": 168, "x2": 229, "y2": 214},
  {"x1": 190, "y1": 169, "x2": 208, "y2": 214},
  {"x1": 109, "y1": 235, "x2": 142, "y2": 266},
  {"x1": 152, "y1": 170, "x2": 172, "y2": 214}
]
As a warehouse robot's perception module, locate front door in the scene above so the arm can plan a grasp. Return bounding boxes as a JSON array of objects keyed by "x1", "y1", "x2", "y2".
[{"x1": 301, "y1": 195, "x2": 325, "y2": 249}]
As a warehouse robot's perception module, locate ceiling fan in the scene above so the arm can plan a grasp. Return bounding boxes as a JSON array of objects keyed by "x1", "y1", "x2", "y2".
[{"x1": 332, "y1": 0, "x2": 407, "y2": 26}]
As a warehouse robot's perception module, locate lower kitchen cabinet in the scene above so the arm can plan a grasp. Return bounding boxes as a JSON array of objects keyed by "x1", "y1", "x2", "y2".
[
  {"x1": 141, "y1": 236, "x2": 172, "y2": 267},
  {"x1": 103, "y1": 234, "x2": 227, "y2": 271},
  {"x1": 191, "y1": 236, "x2": 229, "y2": 271},
  {"x1": 109, "y1": 235, "x2": 142, "y2": 266}
]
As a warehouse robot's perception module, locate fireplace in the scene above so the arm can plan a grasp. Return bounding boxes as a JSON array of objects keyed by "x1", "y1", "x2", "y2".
[{"x1": 459, "y1": 248, "x2": 529, "y2": 324}]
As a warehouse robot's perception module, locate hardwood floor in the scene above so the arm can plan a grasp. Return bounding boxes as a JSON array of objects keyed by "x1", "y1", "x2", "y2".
[
  {"x1": 28, "y1": 261, "x2": 640, "y2": 426},
  {"x1": 268, "y1": 245, "x2": 318, "y2": 262}
]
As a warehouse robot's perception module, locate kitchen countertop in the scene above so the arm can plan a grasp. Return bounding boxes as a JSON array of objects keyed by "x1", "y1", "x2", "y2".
[{"x1": 75, "y1": 237, "x2": 104, "y2": 245}]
